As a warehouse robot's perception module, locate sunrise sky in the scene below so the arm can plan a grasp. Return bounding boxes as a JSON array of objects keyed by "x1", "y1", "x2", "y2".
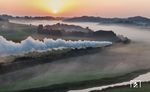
[{"x1": 0, "y1": 0, "x2": 150, "y2": 18}]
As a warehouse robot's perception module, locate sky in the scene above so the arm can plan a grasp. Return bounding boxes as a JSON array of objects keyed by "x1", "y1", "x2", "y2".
[{"x1": 0, "y1": 0, "x2": 150, "y2": 18}]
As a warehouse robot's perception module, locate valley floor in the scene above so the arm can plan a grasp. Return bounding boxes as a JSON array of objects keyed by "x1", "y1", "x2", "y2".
[{"x1": 0, "y1": 41, "x2": 150, "y2": 92}]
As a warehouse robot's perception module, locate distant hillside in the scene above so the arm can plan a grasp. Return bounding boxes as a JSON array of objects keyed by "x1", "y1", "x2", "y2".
[
  {"x1": 0, "y1": 21, "x2": 37, "y2": 41},
  {"x1": 37, "y1": 23, "x2": 130, "y2": 43},
  {"x1": 37, "y1": 23, "x2": 93, "y2": 33},
  {"x1": 0, "y1": 17, "x2": 8, "y2": 21},
  {"x1": 64, "y1": 16, "x2": 150, "y2": 26},
  {"x1": 0, "y1": 47, "x2": 102, "y2": 74},
  {"x1": 0, "y1": 14, "x2": 63, "y2": 20}
]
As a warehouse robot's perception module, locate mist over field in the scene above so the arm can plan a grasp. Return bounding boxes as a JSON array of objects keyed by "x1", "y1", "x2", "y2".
[
  {"x1": 0, "y1": 36, "x2": 112, "y2": 56},
  {"x1": 0, "y1": 0, "x2": 150, "y2": 91},
  {"x1": 1, "y1": 41, "x2": 150, "y2": 91},
  {"x1": 0, "y1": 20, "x2": 150, "y2": 91}
]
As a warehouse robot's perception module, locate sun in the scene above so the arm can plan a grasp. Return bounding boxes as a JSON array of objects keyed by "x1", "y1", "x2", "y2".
[
  {"x1": 39, "y1": 0, "x2": 76, "y2": 15},
  {"x1": 48, "y1": 0, "x2": 64, "y2": 14},
  {"x1": 40, "y1": 0, "x2": 76, "y2": 15},
  {"x1": 53, "y1": 9, "x2": 59, "y2": 14}
]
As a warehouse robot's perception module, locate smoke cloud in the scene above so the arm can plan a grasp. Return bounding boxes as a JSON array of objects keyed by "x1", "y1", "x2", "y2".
[{"x1": 0, "y1": 36, "x2": 112, "y2": 56}]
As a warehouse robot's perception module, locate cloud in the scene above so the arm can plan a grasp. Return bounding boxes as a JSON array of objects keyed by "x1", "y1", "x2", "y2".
[{"x1": 0, "y1": 36, "x2": 112, "y2": 56}]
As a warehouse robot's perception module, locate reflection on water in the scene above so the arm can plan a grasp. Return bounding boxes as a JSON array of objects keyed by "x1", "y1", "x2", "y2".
[{"x1": 10, "y1": 20, "x2": 150, "y2": 43}]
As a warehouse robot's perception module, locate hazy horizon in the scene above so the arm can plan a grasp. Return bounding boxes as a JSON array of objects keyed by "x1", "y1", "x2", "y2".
[
  {"x1": 0, "y1": 0, "x2": 150, "y2": 18},
  {"x1": 1, "y1": 14, "x2": 150, "y2": 19}
]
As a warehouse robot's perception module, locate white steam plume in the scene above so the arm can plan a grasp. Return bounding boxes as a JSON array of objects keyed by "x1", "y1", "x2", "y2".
[{"x1": 0, "y1": 36, "x2": 112, "y2": 56}]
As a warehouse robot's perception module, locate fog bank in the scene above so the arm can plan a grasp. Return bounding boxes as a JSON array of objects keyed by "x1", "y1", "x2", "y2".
[{"x1": 0, "y1": 36, "x2": 112, "y2": 56}]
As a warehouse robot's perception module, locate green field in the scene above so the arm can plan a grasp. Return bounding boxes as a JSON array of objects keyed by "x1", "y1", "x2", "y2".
[
  {"x1": 0, "y1": 21, "x2": 37, "y2": 41},
  {"x1": 0, "y1": 21, "x2": 96, "y2": 41},
  {"x1": 0, "y1": 21, "x2": 149, "y2": 92},
  {"x1": 0, "y1": 68, "x2": 149, "y2": 92}
]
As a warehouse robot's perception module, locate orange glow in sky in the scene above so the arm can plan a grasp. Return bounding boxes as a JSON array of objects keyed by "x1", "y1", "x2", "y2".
[
  {"x1": 41, "y1": 0, "x2": 76, "y2": 16},
  {"x1": 0, "y1": 0, "x2": 150, "y2": 17}
]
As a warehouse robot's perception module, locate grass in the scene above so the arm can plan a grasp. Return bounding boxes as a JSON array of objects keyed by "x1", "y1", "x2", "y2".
[
  {"x1": 0, "y1": 68, "x2": 149, "y2": 92},
  {"x1": 0, "y1": 21, "x2": 96, "y2": 43},
  {"x1": 0, "y1": 70, "x2": 126, "y2": 92},
  {"x1": 0, "y1": 21, "x2": 37, "y2": 41}
]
